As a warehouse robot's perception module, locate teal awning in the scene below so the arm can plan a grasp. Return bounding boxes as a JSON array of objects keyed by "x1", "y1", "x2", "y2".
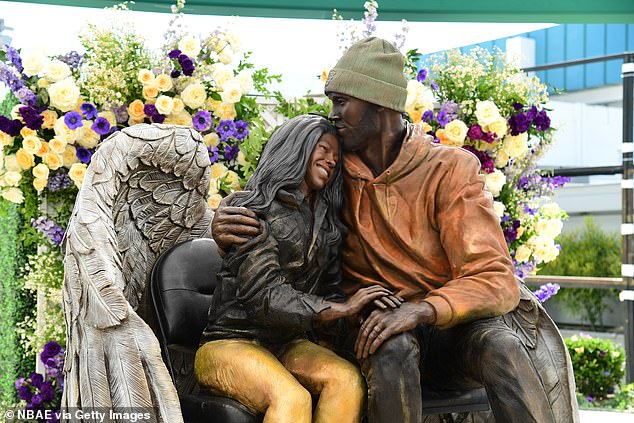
[{"x1": 12, "y1": 0, "x2": 634, "y2": 23}]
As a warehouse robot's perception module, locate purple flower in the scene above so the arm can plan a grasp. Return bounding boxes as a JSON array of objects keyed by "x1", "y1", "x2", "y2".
[
  {"x1": 533, "y1": 283, "x2": 560, "y2": 302},
  {"x1": 504, "y1": 220, "x2": 521, "y2": 243},
  {"x1": 76, "y1": 147, "x2": 92, "y2": 164},
  {"x1": 217, "y1": 120, "x2": 236, "y2": 140},
  {"x1": 57, "y1": 51, "x2": 83, "y2": 69},
  {"x1": 439, "y1": 100, "x2": 460, "y2": 121},
  {"x1": 152, "y1": 114, "x2": 166, "y2": 124},
  {"x1": 235, "y1": 120, "x2": 249, "y2": 141},
  {"x1": 91, "y1": 117, "x2": 111, "y2": 135},
  {"x1": 47, "y1": 169, "x2": 73, "y2": 192},
  {"x1": 144, "y1": 103, "x2": 158, "y2": 117},
  {"x1": 209, "y1": 146, "x2": 219, "y2": 163},
  {"x1": 80, "y1": 103, "x2": 98, "y2": 120},
  {"x1": 526, "y1": 106, "x2": 539, "y2": 121},
  {"x1": 224, "y1": 145, "x2": 239, "y2": 161},
  {"x1": 171, "y1": 69, "x2": 181, "y2": 78},
  {"x1": 586, "y1": 396, "x2": 594, "y2": 403},
  {"x1": 508, "y1": 112, "x2": 530, "y2": 136},
  {"x1": 436, "y1": 110, "x2": 449, "y2": 127},
  {"x1": 533, "y1": 110, "x2": 551, "y2": 131},
  {"x1": 41, "y1": 341, "x2": 63, "y2": 362},
  {"x1": 602, "y1": 371, "x2": 610, "y2": 376},
  {"x1": 193, "y1": 110, "x2": 212, "y2": 131},
  {"x1": 111, "y1": 104, "x2": 129, "y2": 124},
  {"x1": 481, "y1": 131, "x2": 496, "y2": 144},
  {"x1": 422, "y1": 110, "x2": 434, "y2": 123},
  {"x1": 467, "y1": 125, "x2": 483, "y2": 140},
  {"x1": 514, "y1": 260, "x2": 537, "y2": 279},
  {"x1": 64, "y1": 112, "x2": 83, "y2": 130},
  {"x1": 19, "y1": 106, "x2": 44, "y2": 130},
  {"x1": 30, "y1": 373, "x2": 44, "y2": 389},
  {"x1": 168, "y1": 49, "x2": 182, "y2": 59},
  {"x1": 0, "y1": 116, "x2": 24, "y2": 137},
  {"x1": 17, "y1": 386, "x2": 33, "y2": 402},
  {"x1": 416, "y1": 69, "x2": 427, "y2": 83},
  {"x1": 39, "y1": 381, "x2": 56, "y2": 402},
  {"x1": 15, "y1": 377, "x2": 26, "y2": 389},
  {"x1": 31, "y1": 393, "x2": 44, "y2": 407},
  {"x1": 430, "y1": 81, "x2": 439, "y2": 91},
  {"x1": 16, "y1": 86, "x2": 38, "y2": 107},
  {"x1": 32, "y1": 217, "x2": 65, "y2": 245},
  {"x1": 178, "y1": 54, "x2": 195, "y2": 76},
  {"x1": 462, "y1": 146, "x2": 494, "y2": 173},
  {"x1": 5, "y1": 45, "x2": 23, "y2": 72},
  {"x1": 512, "y1": 102, "x2": 524, "y2": 111},
  {"x1": 599, "y1": 351, "x2": 607, "y2": 357}
]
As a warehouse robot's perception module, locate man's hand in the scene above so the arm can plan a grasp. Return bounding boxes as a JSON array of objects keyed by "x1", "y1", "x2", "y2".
[
  {"x1": 211, "y1": 205, "x2": 261, "y2": 251},
  {"x1": 354, "y1": 302, "x2": 435, "y2": 359}
]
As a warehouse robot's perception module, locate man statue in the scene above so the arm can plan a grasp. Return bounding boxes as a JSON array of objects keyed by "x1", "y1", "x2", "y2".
[{"x1": 213, "y1": 37, "x2": 567, "y2": 423}]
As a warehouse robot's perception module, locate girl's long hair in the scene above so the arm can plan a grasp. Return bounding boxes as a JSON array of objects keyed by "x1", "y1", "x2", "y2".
[{"x1": 230, "y1": 114, "x2": 344, "y2": 246}]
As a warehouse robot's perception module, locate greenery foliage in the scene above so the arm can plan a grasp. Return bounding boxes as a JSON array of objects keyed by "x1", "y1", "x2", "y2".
[{"x1": 540, "y1": 217, "x2": 621, "y2": 328}]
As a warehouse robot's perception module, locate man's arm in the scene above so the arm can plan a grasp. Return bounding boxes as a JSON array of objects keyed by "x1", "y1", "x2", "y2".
[{"x1": 212, "y1": 204, "x2": 261, "y2": 252}]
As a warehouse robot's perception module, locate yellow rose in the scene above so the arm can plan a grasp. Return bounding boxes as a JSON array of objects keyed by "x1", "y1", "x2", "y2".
[
  {"x1": 128, "y1": 117, "x2": 145, "y2": 127},
  {"x1": 527, "y1": 235, "x2": 558, "y2": 263},
  {"x1": 21, "y1": 48, "x2": 47, "y2": 77},
  {"x1": 209, "y1": 177, "x2": 219, "y2": 195},
  {"x1": 236, "y1": 71, "x2": 254, "y2": 94},
  {"x1": 540, "y1": 202, "x2": 562, "y2": 218},
  {"x1": 484, "y1": 169, "x2": 506, "y2": 197},
  {"x1": 408, "y1": 110, "x2": 423, "y2": 124},
  {"x1": 32, "y1": 163, "x2": 50, "y2": 180},
  {"x1": 20, "y1": 127, "x2": 38, "y2": 138},
  {"x1": 69, "y1": 163, "x2": 87, "y2": 188},
  {"x1": 172, "y1": 97, "x2": 185, "y2": 114},
  {"x1": 237, "y1": 150, "x2": 249, "y2": 167},
  {"x1": 224, "y1": 170, "x2": 241, "y2": 190},
  {"x1": 143, "y1": 86, "x2": 159, "y2": 100},
  {"x1": 534, "y1": 219, "x2": 563, "y2": 239},
  {"x1": 77, "y1": 126, "x2": 100, "y2": 149},
  {"x1": 156, "y1": 74, "x2": 174, "y2": 92},
  {"x1": 3, "y1": 171, "x2": 22, "y2": 187},
  {"x1": 4, "y1": 155, "x2": 21, "y2": 172},
  {"x1": 128, "y1": 100, "x2": 146, "y2": 120},
  {"x1": 211, "y1": 64, "x2": 233, "y2": 88},
  {"x1": 503, "y1": 132, "x2": 529, "y2": 159},
  {"x1": 1, "y1": 187, "x2": 24, "y2": 204},
  {"x1": 203, "y1": 132, "x2": 220, "y2": 148},
  {"x1": 43, "y1": 152, "x2": 63, "y2": 170},
  {"x1": 494, "y1": 149, "x2": 510, "y2": 168},
  {"x1": 320, "y1": 68, "x2": 331, "y2": 83},
  {"x1": 210, "y1": 163, "x2": 228, "y2": 180},
  {"x1": 475, "y1": 100, "x2": 502, "y2": 127},
  {"x1": 443, "y1": 119, "x2": 469, "y2": 147},
  {"x1": 422, "y1": 122, "x2": 433, "y2": 133},
  {"x1": 53, "y1": 116, "x2": 78, "y2": 142},
  {"x1": 0, "y1": 131, "x2": 15, "y2": 147},
  {"x1": 48, "y1": 137, "x2": 67, "y2": 154},
  {"x1": 44, "y1": 59, "x2": 72, "y2": 82},
  {"x1": 138, "y1": 69, "x2": 155, "y2": 85},
  {"x1": 36, "y1": 141, "x2": 49, "y2": 157},
  {"x1": 62, "y1": 145, "x2": 79, "y2": 168},
  {"x1": 208, "y1": 193, "x2": 223, "y2": 209},
  {"x1": 436, "y1": 129, "x2": 450, "y2": 145},
  {"x1": 486, "y1": 119, "x2": 508, "y2": 139},
  {"x1": 48, "y1": 78, "x2": 81, "y2": 112},
  {"x1": 516, "y1": 226, "x2": 525, "y2": 239},
  {"x1": 574, "y1": 346, "x2": 584, "y2": 354},
  {"x1": 515, "y1": 245, "x2": 532, "y2": 263},
  {"x1": 22, "y1": 135, "x2": 43, "y2": 155},
  {"x1": 181, "y1": 83, "x2": 207, "y2": 109},
  {"x1": 41, "y1": 110, "x2": 58, "y2": 130},
  {"x1": 33, "y1": 177, "x2": 48, "y2": 192},
  {"x1": 38, "y1": 79, "x2": 50, "y2": 89},
  {"x1": 16, "y1": 149, "x2": 35, "y2": 170},
  {"x1": 178, "y1": 35, "x2": 202, "y2": 58},
  {"x1": 98, "y1": 111, "x2": 117, "y2": 127},
  {"x1": 220, "y1": 80, "x2": 243, "y2": 104},
  {"x1": 214, "y1": 102, "x2": 237, "y2": 121},
  {"x1": 206, "y1": 98, "x2": 221, "y2": 112},
  {"x1": 155, "y1": 95, "x2": 175, "y2": 115},
  {"x1": 164, "y1": 110, "x2": 193, "y2": 127}
]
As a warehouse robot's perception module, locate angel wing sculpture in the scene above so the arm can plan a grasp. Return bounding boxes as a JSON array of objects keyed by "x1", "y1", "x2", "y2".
[{"x1": 61, "y1": 124, "x2": 213, "y2": 422}]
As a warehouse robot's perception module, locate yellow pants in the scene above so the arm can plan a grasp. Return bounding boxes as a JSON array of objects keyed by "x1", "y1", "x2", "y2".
[{"x1": 195, "y1": 338, "x2": 365, "y2": 423}]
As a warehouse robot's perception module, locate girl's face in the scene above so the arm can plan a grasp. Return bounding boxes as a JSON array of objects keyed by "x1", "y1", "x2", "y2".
[{"x1": 301, "y1": 132, "x2": 339, "y2": 197}]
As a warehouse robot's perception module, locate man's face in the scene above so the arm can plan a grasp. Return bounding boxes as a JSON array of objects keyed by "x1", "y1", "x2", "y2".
[{"x1": 327, "y1": 92, "x2": 380, "y2": 152}]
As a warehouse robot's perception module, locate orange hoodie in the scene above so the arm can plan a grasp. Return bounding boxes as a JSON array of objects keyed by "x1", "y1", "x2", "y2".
[{"x1": 341, "y1": 124, "x2": 519, "y2": 328}]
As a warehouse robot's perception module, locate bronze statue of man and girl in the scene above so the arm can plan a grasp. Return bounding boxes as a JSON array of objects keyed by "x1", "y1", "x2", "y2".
[{"x1": 196, "y1": 37, "x2": 579, "y2": 423}]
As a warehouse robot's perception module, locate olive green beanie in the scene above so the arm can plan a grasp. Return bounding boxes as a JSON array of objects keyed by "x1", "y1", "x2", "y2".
[{"x1": 325, "y1": 37, "x2": 407, "y2": 112}]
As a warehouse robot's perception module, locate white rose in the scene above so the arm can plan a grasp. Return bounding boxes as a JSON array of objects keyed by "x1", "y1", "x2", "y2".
[
  {"x1": 54, "y1": 116, "x2": 80, "y2": 142},
  {"x1": 534, "y1": 219, "x2": 563, "y2": 239},
  {"x1": 21, "y1": 48, "x2": 47, "y2": 77},
  {"x1": 211, "y1": 63, "x2": 233, "y2": 88},
  {"x1": 178, "y1": 35, "x2": 202, "y2": 58},
  {"x1": 1, "y1": 187, "x2": 24, "y2": 204},
  {"x1": 503, "y1": 132, "x2": 529, "y2": 159},
  {"x1": 236, "y1": 71, "x2": 254, "y2": 94},
  {"x1": 77, "y1": 124, "x2": 100, "y2": 149},
  {"x1": 527, "y1": 235, "x2": 558, "y2": 263},
  {"x1": 44, "y1": 60, "x2": 72, "y2": 82},
  {"x1": 155, "y1": 95, "x2": 175, "y2": 115},
  {"x1": 475, "y1": 100, "x2": 502, "y2": 127},
  {"x1": 220, "y1": 80, "x2": 243, "y2": 104},
  {"x1": 181, "y1": 83, "x2": 207, "y2": 109},
  {"x1": 486, "y1": 119, "x2": 508, "y2": 139},
  {"x1": 3, "y1": 171, "x2": 22, "y2": 187},
  {"x1": 225, "y1": 31, "x2": 242, "y2": 52},
  {"x1": 493, "y1": 201, "x2": 505, "y2": 219},
  {"x1": 484, "y1": 169, "x2": 507, "y2": 197},
  {"x1": 4, "y1": 155, "x2": 21, "y2": 172},
  {"x1": 48, "y1": 78, "x2": 80, "y2": 112},
  {"x1": 494, "y1": 149, "x2": 510, "y2": 168},
  {"x1": 219, "y1": 50, "x2": 233, "y2": 65},
  {"x1": 515, "y1": 244, "x2": 532, "y2": 263},
  {"x1": 540, "y1": 201, "x2": 562, "y2": 217}
]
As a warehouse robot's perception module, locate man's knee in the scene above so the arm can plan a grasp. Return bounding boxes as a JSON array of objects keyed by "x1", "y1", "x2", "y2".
[
  {"x1": 475, "y1": 329, "x2": 530, "y2": 380},
  {"x1": 362, "y1": 331, "x2": 421, "y2": 380}
]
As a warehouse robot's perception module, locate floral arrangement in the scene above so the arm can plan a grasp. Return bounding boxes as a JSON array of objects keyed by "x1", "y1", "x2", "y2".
[
  {"x1": 324, "y1": 2, "x2": 568, "y2": 284},
  {"x1": 15, "y1": 341, "x2": 64, "y2": 422}
]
